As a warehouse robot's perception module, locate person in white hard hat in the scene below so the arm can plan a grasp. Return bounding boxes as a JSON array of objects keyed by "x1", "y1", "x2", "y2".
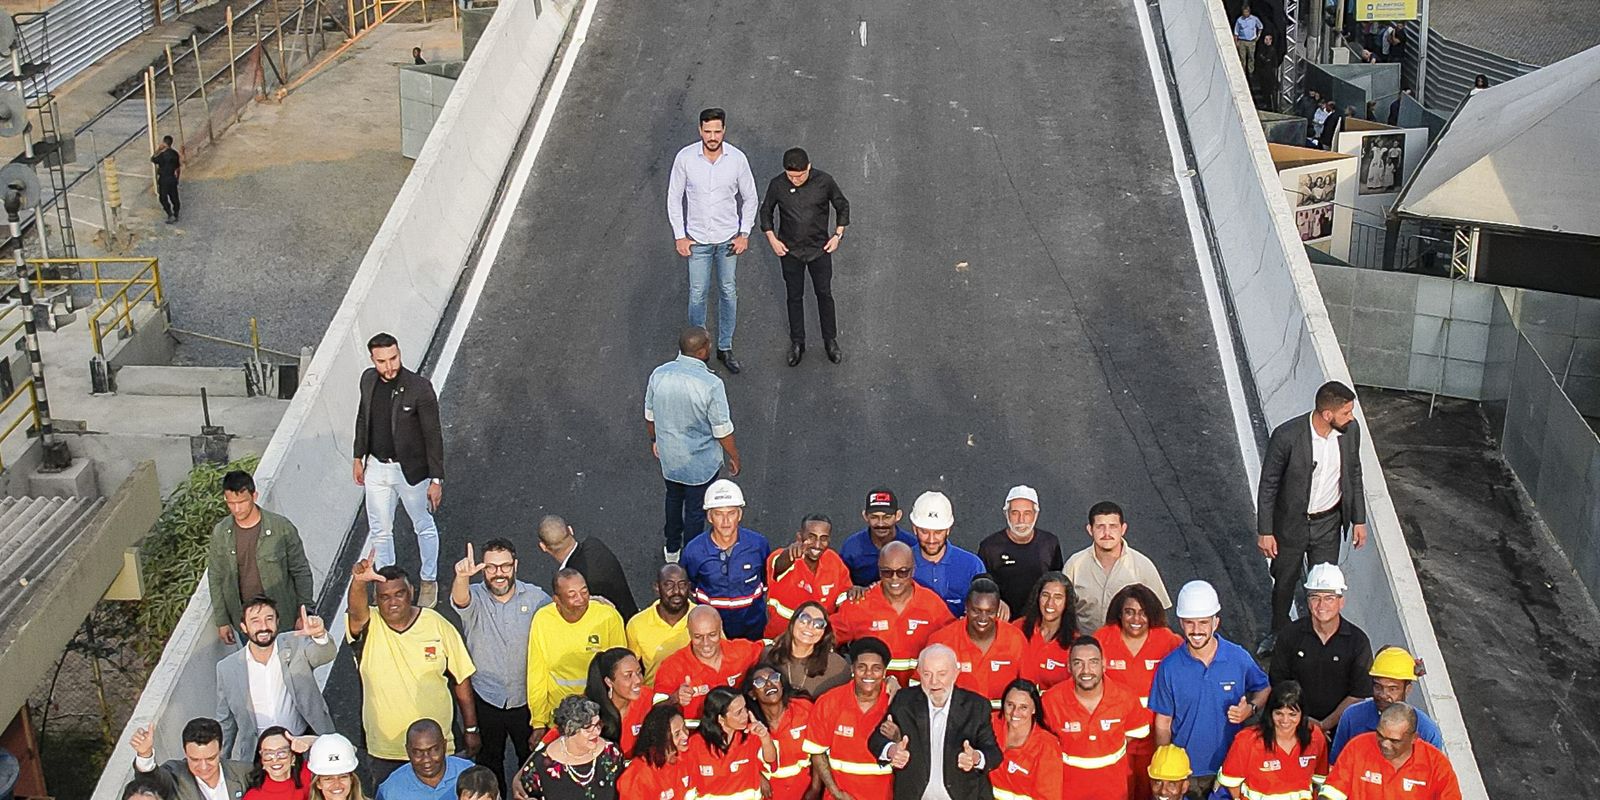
[
  {"x1": 307, "y1": 733, "x2": 366, "y2": 800},
  {"x1": 909, "y1": 490, "x2": 988, "y2": 617},
  {"x1": 679, "y1": 479, "x2": 774, "y2": 640},
  {"x1": 977, "y1": 485, "x2": 1064, "y2": 615},
  {"x1": 1149, "y1": 581, "x2": 1270, "y2": 798},
  {"x1": 1268, "y1": 563, "x2": 1373, "y2": 733}
]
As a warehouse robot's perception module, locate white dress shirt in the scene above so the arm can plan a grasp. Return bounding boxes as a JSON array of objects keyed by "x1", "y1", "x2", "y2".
[
  {"x1": 133, "y1": 756, "x2": 231, "y2": 800},
  {"x1": 666, "y1": 142, "x2": 758, "y2": 244},
  {"x1": 1308, "y1": 417, "x2": 1343, "y2": 514},
  {"x1": 925, "y1": 698, "x2": 955, "y2": 800},
  {"x1": 247, "y1": 643, "x2": 306, "y2": 734}
]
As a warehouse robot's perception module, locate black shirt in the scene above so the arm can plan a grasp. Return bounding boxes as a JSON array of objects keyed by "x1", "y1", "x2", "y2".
[
  {"x1": 977, "y1": 528, "x2": 1064, "y2": 614},
  {"x1": 757, "y1": 168, "x2": 850, "y2": 263},
  {"x1": 367, "y1": 377, "x2": 398, "y2": 461},
  {"x1": 151, "y1": 148, "x2": 180, "y2": 182},
  {"x1": 1268, "y1": 615, "x2": 1373, "y2": 720}
]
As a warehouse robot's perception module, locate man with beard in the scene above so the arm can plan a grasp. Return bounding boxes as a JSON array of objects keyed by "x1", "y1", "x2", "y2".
[
  {"x1": 977, "y1": 485, "x2": 1063, "y2": 615},
  {"x1": 1256, "y1": 381, "x2": 1367, "y2": 649},
  {"x1": 214, "y1": 596, "x2": 336, "y2": 760},
  {"x1": 763, "y1": 513, "x2": 855, "y2": 638},
  {"x1": 908, "y1": 491, "x2": 986, "y2": 617},
  {"x1": 840, "y1": 487, "x2": 917, "y2": 587},
  {"x1": 1041, "y1": 636, "x2": 1151, "y2": 800},
  {"x1": 1150, "y1": 582, "x2": 1269, "y2": 800},
  {"x1": 451, "y1": 539, "x2": 551, "y2": 794},
  {"x1": 627, "y1": 563, "x2": 696, "y2": 683}
]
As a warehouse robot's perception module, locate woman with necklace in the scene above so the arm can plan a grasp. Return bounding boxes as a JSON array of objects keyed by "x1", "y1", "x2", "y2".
[
  {"x1": 683, "y1": 687, "x2": 778, "y2": 800},
  {"x1": 583, "y1": 648, "x2": 651, "y2": 756},
  {"x1": 762, "y1": 600, "x2": 849, "y2": 698},
  {"x1": 1015, "y1": 571, "x2": 1078, "y2": 690},
  {"x1": 514, "y1": 696, "x2": 623, "y2": 800},
  {"x1": 744, "y1": 664, "x2": 816, "y2": 800},
  {"x1": 1219, "y1": 681, "x2": 1328, "y2": 800},
  {"x1": 617, "y1": 705, "x2": 694, "y2": 800},
  {"x1": 989, "y1": 679, "x2": 1063, "y2": 800},
  {"x1": 1094, "y1": 583, "x2": 1182, "y2": 799}
]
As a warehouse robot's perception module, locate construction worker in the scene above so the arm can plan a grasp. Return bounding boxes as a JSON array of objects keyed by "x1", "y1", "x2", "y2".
[
  {"x1": 1147, "y1": 745, "x2": 1191, "y2": 800},
  {"x1": 832, "y1": 540, "x2": 953, "y2": 684},
  {"x1": 1329, "y1": 647, "x2": 1444, "y2": 762},
  {"x1": 1269, "y1": 563, "x2": 1373, "y2": 733},
  {"x1": 803, "y1": 637, "x2": 896, "y2": 800},
  {"x1": 908, "y1": 490, "x2": 987, "y2": 616},
  {"x1": 1320, "y1": 703, "x2": 1460, "y2": 800},
  {"x1": 1042, "y1": 635, "x2": 1151, "y2": 800},
  {"x1": 1218, "y1": 681, "x2": 1328, "y2": 800},
  {"x1": 990, "y1": 678, "x2": 1065, "y2": 800},
  {"x1": 651, "y1": 606, "x2": 764, "y2": 725},
  {"x1": 525, "y1": 568, "x2": 627, "y2": 736},
  {"x1": 682, "y1": 479, "x2": 774, "y2": 641},
  {"x1": 840, "y1": 486, "x2": 918, "y2": 586},
  {"x1": 929, "y1": 577, "x2": 1028, "y2": 708},
  {"x1": 763, "y1": 513, "x2": 854, "y2": 639}
]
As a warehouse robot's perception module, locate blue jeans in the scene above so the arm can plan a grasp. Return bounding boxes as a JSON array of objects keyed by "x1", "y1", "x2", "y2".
[
  {"x1": 687, "y1": 240, "x2": 738, "y2": 351},
  {"x1": 662, "y1": 477, "x2": 712, "y2": 553}
]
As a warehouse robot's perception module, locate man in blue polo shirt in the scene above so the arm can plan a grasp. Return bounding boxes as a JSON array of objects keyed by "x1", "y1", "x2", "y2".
[
  {"x1": 907, "y1": 491, "x2": 986, "y2": 617},
  {"x1": 1329, "y1": 645, "x2": 1445, "y2": 762},
  {"x1": 376, "y1": 719, "x2": 473, "y2": 799},
  {"x1": 1150, "y1": 581, "x2": 1270, "y2": 799},
  {"x1": 681, "y1": 479, "x2": 773, "y2": 641},
  {"x1": 839, "y1": 486, "x2": 917, "y2": 586}
]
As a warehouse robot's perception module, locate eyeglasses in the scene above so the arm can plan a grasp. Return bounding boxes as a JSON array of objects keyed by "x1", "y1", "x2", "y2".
[
  {"x1": 880, "y1": 567, "x2": 913, "y2": 579},
  {"x1": 261, "y1": 748, "x2": 293, "y2": 762},
  {"x1": 582, "y1": 719, "x2": 602, "y2": 732},
  {"x1": 795, "y1": 614, "x2": 828, "y2": 630},
  {"x1": 483, "y1": 562, "x2": 516, "y2": 574}
]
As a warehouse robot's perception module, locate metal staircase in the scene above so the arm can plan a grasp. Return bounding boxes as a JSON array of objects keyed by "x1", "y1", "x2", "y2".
[{"x1": 7, "y1": 11, "x2": 78, "y2": 263}]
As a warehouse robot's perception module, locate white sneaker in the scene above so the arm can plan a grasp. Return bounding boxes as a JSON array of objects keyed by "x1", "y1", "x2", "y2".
[{"x1": 663, "y1": 547, "x2": 680, "y2": 564}]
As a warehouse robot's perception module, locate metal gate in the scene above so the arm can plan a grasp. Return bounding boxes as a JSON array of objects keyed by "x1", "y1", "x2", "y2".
[{"x1": 13, "y1": 0, "x2": 207, "y2": 93}]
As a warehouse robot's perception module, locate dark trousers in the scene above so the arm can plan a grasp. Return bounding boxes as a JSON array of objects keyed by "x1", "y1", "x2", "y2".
[
  {"x1": 780, "y1": 252, "x2": 836, "y2": 344},
  {"x1": 474, "y1": 693, "x2": 533, "y2": 795},
  {"x1": 157, "y1": 178, "x2": 180, "y2": 217},
  {"x1": 663, "y1": 477, "x2": 712, "y2": 552},
  {"x1": 1269, "y1": 512, "x2": 1343, "y2": 632}
]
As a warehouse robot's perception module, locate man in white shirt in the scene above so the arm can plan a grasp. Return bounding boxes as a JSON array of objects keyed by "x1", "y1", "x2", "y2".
[
  {"x1": 1255, "y1": 381, "x2": 1367, "y2": 649},
  {"x1": 214, "y1": 596, "x2": 337, "y2": 760},
  {"x1": 666, "y1": 107, "x2": 759, "y2": 374},
  {"x1": 131, "y1": 718, "x2": 252, "y2": 800}
]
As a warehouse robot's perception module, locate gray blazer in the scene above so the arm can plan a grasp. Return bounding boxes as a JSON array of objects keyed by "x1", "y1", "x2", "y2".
[
  {"x1": 216, "y1": 632, "x2": 338, "y2": 761},
  {"x1": 137, "y1": 757, "x2": 251, "y2": 800}
]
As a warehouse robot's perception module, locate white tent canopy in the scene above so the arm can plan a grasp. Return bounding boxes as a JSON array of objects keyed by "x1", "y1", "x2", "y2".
[{"x1": 1394, "y1": 44, "x2": 1600, "y2": 239}]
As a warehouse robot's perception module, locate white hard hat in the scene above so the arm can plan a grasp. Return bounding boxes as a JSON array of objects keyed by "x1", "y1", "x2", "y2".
[
  {"x1": 1003, "y1": 485, "x2": 1040, "y2": 509},
  {"x1": 702, "y1": 479, "x2": 746, "y2": 510},
  {"x1": 307, "y1": 733, "x2": 358, "y2": 776},
  {"x1": 1174, "y1": 580, "x2": 1222, "y2": 619},
  {"x1": 909, "y1": 491, "x2": 954, "y2": 529},
  {"x1": 1305, "y1": 563, "x2": 1347, "y2": 594}
]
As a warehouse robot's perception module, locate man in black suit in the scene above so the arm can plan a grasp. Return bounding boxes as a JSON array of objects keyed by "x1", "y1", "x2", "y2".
[
  {"x1": 1256, "y1": 381, "x2": 1367, "y2": 646},
  {"x1": 354, "y1": 332, "x2": 447, "y2": 607},
  {"x1": 536, "y1": 514, "x2": 639, "y2": 620},
  {"x1": 868, "y1": 644, "x2": 1001, "y2": 800}
]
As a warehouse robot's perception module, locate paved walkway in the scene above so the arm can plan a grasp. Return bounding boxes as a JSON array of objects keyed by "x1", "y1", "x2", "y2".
[{"x1": 1429, "y1": 0, "x2": 1600, "y2": 66}]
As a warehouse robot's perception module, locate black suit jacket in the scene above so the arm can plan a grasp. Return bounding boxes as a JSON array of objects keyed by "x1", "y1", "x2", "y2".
[
  {"x1": 866, "y1": 687, "x2": 1001, "y2": 800},
  {"x1": 565, "y1": 538, "x2": 638, "y2": 620},
  {"x1": 1256, "y1": 411, "x2": 1366, "y2": 539},
  {"x1": 353, "y1": 366, "x2": 445, "y2": 485}
]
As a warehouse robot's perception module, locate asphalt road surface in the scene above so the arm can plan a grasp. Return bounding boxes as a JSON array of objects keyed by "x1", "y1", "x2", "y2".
[{"x1": 324, "y1": 0, "x2": 1265, "y2": 742}]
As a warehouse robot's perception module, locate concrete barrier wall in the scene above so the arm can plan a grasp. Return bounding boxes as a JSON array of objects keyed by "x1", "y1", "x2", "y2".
[
  {"x1": 90, "y1": 1, "x2": 577, "y2": 796},
  {"x1": 1156, "y1": 0, "x2": 1488, "y2": 794}
]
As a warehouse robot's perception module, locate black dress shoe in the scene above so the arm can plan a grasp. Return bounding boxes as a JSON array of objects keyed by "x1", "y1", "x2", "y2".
[
  {"x1": 824, "y1": 339, "x2": 842, "y2": 363},
  {"x1": 787, "y1": 343, "x2": 804, "y2": 367},
  {"x1": 717, "y1": 349, "x2": 742, "y2": 374}
]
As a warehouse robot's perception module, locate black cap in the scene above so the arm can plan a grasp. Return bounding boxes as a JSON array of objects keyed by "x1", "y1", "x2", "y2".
[{"x1": 864, "y1": 486, "x2": 898, "y2": 513}]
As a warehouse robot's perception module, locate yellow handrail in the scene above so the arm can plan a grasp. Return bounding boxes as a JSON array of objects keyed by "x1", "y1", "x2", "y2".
[
  {"x1": 22, "y1": 258, "x2": 165, "y2": 358},
  {"x1": 0, "y1": 378, "x2": 40, "y2": 473}
]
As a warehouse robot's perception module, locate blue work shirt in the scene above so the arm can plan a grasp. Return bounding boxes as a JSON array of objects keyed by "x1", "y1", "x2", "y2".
[
  {"x1": 452, "y1": 580, "x2": 551, "y2": 708},
  {"x1": 914, "y1": 544, "x2": 987, "y2": 617},
  {"x1": 1148, "y1": 635, "x2": 1271, "y2": 776},
  {"x1": 644, "y1": 354, "x2": 734, "y2": 485},
  {"x1": 681, "y1": 527, "x2": 773, "y2": 640},
  {"x1": 1329, "y1": 698, "x2": 1444, "y2": 762},
  {"x1": 376, "y1": 755, "x2": 472, "y2": 799},
  {"x1": 839, "y1": 527, "x2": 918, "y2": 586}
]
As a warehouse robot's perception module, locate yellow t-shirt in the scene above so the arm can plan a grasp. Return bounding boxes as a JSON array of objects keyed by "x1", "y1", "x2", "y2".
[
  {"x1": 625, "y1": 601, "x2": 695, "y2": 684},
  {"x1": 353, "y1": 607, "x2": 477, "y2": 760},
  {"x1": 526, "y1": 602, "x2": 626, "y2": 726}
]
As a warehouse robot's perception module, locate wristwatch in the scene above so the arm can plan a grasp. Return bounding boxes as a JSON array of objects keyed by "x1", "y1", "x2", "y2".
[
  {"x1": 465, "y1": 726, "x2": 479, "y2": 734},
  {"x1": 430, "y1": 478, "x2": 443, "y2": 485}
]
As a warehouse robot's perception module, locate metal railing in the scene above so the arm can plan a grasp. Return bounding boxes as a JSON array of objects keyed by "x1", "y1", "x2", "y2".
[
  {"x1": 24, "y1": 257, "x2": 165, "y2": 357},
  {"x1": 0, "y1": 378, "x2": 41, "y2": 473}
]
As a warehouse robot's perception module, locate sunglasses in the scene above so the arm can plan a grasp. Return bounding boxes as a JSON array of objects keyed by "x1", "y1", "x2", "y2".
[
  {"x1": 794, "y1": 614, "x2": 828, "y2": 630},
  {"x1": 880, "y1": 567, "x2": 914, "y2": 579},
  {"x1": 751, "y1": 673, "x2": 782, "y2": 688}
]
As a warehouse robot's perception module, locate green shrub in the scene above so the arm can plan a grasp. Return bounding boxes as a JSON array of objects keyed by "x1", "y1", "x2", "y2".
[{"x1": 133, "y1": 455, "x2": 259, "y2": 662}]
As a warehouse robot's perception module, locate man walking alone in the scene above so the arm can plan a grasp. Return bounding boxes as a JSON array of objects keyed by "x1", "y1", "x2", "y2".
[
  {"x1": 759, "y1": 147, "x2": 850, "y2": 366},
  {"x1": 646, "y1": 326, "x2": 740, "y2": 563},
  {"x1": 666, "y1": 107, "x2": 758, "y2": 373},
  {"x1": 151, "y1": 135, "x2": 181, "y2": 224}
]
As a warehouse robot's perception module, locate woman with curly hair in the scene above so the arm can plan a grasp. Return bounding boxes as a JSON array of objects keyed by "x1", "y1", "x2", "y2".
[
  {"x1": 616, "y1": 705, "x2": 693, "y2": 800},
  {"x1": 514, "y1": 695, "x2": 624, "y2": 800},
  {"x1": 1095, "y1": 582, "x2": 1182, "y2": 798}
]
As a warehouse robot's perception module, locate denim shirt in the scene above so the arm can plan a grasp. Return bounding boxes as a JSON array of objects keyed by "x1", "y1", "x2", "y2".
[{"x1": 645, "y1": 354, "x2": 734, "y2": 485}]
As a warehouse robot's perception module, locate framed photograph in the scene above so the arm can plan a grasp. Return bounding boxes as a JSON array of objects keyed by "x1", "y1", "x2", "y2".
[
  {"x1": 1296, "y1": 169, "x2": 1338, "y2": 206},
  {"x1": 1360, "y1": 134, "x2": 1405, "y2": 195},
  {"x1": 1295, "y1": 204, "x2": 1335, "y2": 242}
]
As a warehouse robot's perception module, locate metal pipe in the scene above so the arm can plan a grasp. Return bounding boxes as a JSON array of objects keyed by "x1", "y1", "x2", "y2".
[
  {"x1": 145, "y1": 68, "x2": 159, "y2": 195},
  {"x1": 164, "y1": 45, "x2": 186, "y2": 148},
  {"x1": 5, "y1": 188, "x2": 68, "y2": 469},
  {"x1": 227, "y1": 6, "x2": 239, "y2": 107}
]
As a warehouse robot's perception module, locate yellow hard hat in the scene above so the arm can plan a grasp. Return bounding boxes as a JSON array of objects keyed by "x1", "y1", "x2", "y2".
[
  {"x1": 1148, "y1": 744, "x2": 1191, "y2": 781},
  {"x1": 1370, "y1": 646, "x2": 1419, "y2": 681}
]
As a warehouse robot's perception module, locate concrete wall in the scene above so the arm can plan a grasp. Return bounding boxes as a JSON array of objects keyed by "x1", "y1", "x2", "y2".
[
  {"x1": 1155, "y1": 0, "x2": 1487, "y2": 794},
  {"x1": 90, "y1": 1, "x2": 579, "y2": 796},
  {"x1": 103, "y1": 303, "x2": 176, "y2": 371},
  {"x1": 399, "y1": 63, "x2": 465, "y2": 160}
]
